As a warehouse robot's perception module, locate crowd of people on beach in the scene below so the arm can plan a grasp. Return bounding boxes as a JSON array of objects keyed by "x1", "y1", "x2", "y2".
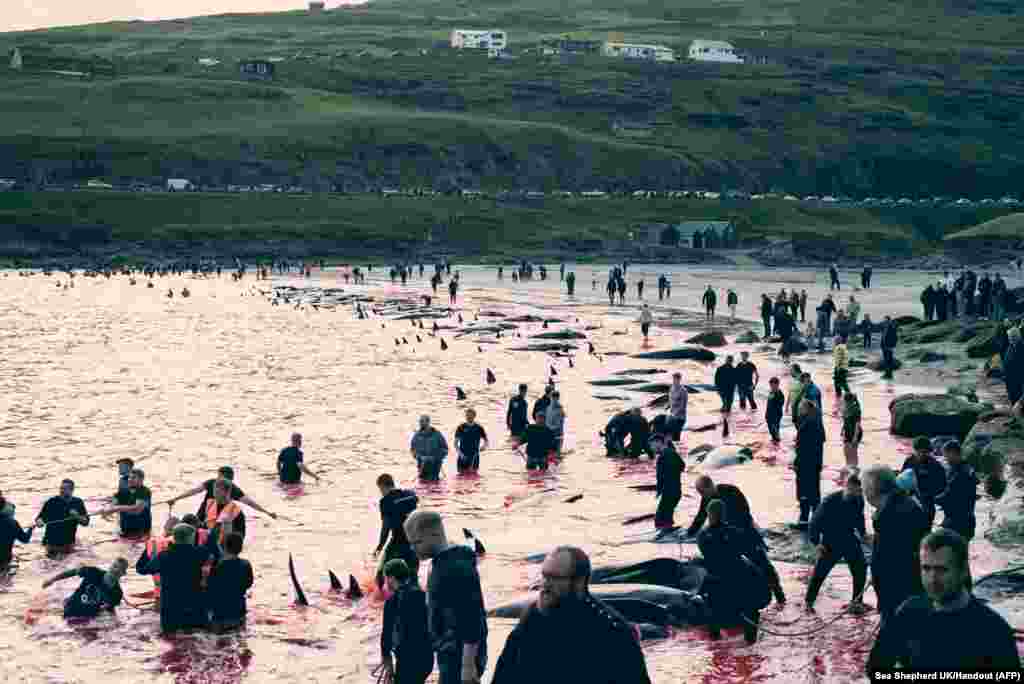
[{"x1": 3, "y1": 257, "x2": 1023, "y2": 683}]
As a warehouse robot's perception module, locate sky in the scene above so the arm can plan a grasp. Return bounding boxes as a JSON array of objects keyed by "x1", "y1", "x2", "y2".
[{"x1": 2, "y1": 1, "x2": 366, "y2": 32}]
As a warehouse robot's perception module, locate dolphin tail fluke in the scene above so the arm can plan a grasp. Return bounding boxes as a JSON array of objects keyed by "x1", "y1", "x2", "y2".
[
  {"x1": 346, "y1": 574, "x2": 364, "y2": 600},
  {"x1": 289, "y1": 554, "x2": 310, "y2": 606},
  {"x1": 329, "y1": 570, "x2": 343, "y2": 591}
]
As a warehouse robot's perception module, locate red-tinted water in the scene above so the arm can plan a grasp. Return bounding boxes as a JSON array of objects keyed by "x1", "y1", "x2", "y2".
[{"x1": 0, "y1": 265, "x2": 1019, "y2": 684}]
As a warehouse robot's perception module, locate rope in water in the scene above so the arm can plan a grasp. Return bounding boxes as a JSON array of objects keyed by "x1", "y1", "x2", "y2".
[{"x1": 741, "y1": 580, "x2": 876, "y2": 638}]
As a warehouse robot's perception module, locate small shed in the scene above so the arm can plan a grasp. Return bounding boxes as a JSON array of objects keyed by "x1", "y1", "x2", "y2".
[{"x1": 239, "y1": 60, "x2": 275, "y2": 80}]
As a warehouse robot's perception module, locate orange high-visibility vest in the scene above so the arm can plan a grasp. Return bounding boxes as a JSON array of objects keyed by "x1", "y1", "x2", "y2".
[
  {"x1": 146, "y1": 535, "x2": 172, "y2": 590},
  {"x1": 205, "y1": 500, "x2": 241, "y2": 545}
]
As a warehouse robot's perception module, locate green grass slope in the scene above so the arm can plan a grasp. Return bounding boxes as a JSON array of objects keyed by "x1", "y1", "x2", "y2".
[
  {"x1": 945, "y1": 213, "x2": 1024, "y2": 242},
  {"x1": 1, "y1": 0, "x2": 1023, "y2": 199}
]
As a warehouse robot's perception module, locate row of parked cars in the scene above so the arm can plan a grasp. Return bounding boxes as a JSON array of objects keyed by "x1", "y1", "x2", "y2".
[{"x1": 1, "y1": 179, "x2": 1020, "y2": 208}]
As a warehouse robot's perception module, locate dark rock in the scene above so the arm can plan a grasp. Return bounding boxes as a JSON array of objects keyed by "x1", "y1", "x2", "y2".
[
  {"x1": 966, "y1": 328, "x2": 1003, "y2": 358},
  {"x1": 889, "y1": 393, "x2": 991, "y2": 439},
  {"x1": 955, "y1": 323, "x2": 995, "y2": 343},
  {"x1": 868, "y1": 357, "x2": 903, "y2": 372},
  {"x1": 962, "y1": 411, "x2": 1024, "y2": 477},
  {"x1": 893, "y1": 315, "x2": 922, "y2": 326},
  {"x1": 531, "y1": 329, "x2": 587, "y2": 340},
  {"x1": 633, "y1": 347, "x2": 717, "y2": 362},
  {"x1": 918, "y1": 351, "x2": 947, "y2": 363},
  {"x1": 907, "y1": 320, "x2": 962, "y2": 344},
  {"x1": 685, "y1": 331, "x2": 727, "y2": 347},
  {"x1": 946, "y1": 385, "x2": 979, "y2": 403},
  {"x1": 734, "y1": 330, "x2": 761, "y2": 344},
  {"x1": 848, "y1": 358, "x2": 869, "y2": 368}
]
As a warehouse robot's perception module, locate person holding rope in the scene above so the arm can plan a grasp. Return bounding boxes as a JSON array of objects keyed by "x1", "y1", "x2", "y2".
[
  {"x1": 97, "y1": 468, "x2": 152, "y2": 538},
  {"x1": 804, "y1": 475, "x2": 869, "y2": 615},
  {"x1": 0, "y1": 491, "x2": 34, "y2": 569},
  {"x1": 165, "y1": 466, "x2": 278, "y2": 522},
  {"x1": 867, "y1": 529, "x2": 1020, "y2": 674},
  {"x1": 138, "y1": 522, "x2": 221, "y2": 633},
  {"x1": 135, "y1": 515, "x2": 179, "y2": 598},
  {"x1": 34, "y1": 479, "x2": 89, "y2": 555},
  {"x1": 43, "y1": 557, "x2": 128, "y2": 619}
]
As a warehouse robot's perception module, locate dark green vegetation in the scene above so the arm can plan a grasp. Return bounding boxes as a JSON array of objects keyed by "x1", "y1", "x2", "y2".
[
  {"x1": 2, "y1": 0, "x2": 1024, "y2": 196},
  {"x1": 946, "y1": 213, "x2": 1024, "y2": 243},
  {"x1": 0, "y1": 0, "x2": 1022, "y2": 255}
]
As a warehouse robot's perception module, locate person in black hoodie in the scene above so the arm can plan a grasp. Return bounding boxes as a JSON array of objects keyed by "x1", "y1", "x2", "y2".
[
  {"x1": 651, "y1": 433, "x2": 684, "y2": 529},
  {"x1": 0, "y1": 493, "x2": 33, "y2": 569},
  {"x1": 760, "y1": 293, "x2": 774, "y2": 338},
  {"x1": 935, "y1": 440, "x2": 978, "y2": 542},
  {"x1": 404, "y1": 511, "x2": 487, "y2": 684},
  {"x1": 491, "y1": 546, "x2": 651, "y2": 684},
  {"x1": 765, "y1": 377, "x2": 785, "y2": 443},
  {"x1": 901, "y1": 437, "x2": 947, "y2": 528},
  {"x1": 794, "y1": 399, "x2": 826, "y2": 525},
  {"x1": 804, "y1": 475, "x2": 868, "y2": 613},
  {"x1": 374, "y1": 474, "x2": 420, "y2": 589},
  {"x1": 862, "y1": 466, "x2": 930, "y2": 623},
  {"x1": 138, "y1": 522, "x2": 221, "y2": 633},
  {"x1": 921, "y1": 284, "x2": 935, "y2": 321},
  {"x1": 880, "y1": 315, "x2": 898, "y2": 379},
  {"x1": 505, "y1": 384, "x2": 529, "y2": 438},
  {"x1": 378, "y1": 558, "x2": 434, "y2": 684},
  {"x1": 715, "y1": 355, "x2": 737, "y2": 413}
]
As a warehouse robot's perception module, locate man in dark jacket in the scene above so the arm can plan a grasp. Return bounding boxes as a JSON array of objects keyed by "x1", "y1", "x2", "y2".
[
  {"x1": 519, "y1": 412, "x2": 557, "y2": 471},
  {"x1": 652, "y1": 434, "x2": 684, "y2": 529},
  {"x1": 491, "y1": 546, "x2": 651, "y2": 684},
  {"x1": 379, "y1": 559, "x2": 434, "y2": 684},
  {"x1": 794, "y1": 400, "x2": 826, "y2": 525},
  {"x1": 702, "y1": 285, "x2": 717, "y2": 322},
  {"x1": 867, "y1": 529, "x2": 1020, "y2": 675},
  {"x1": 715, "y1": 355, "x2": 737, "y2": 413},
  {"x1": 374, "y1": 474, "x2": 420, "y2": 588},
  {"x1": 935, "y1": 440, "x2": 978, "y2": 542},
  {"x1": 760, "y1": 294, "x2": 773, "y2": 338},
  {"x1": 1004, "y1": 327, "x2": 1023, "y2": 405},
  {"x1": 35, "y1": 479, "x2": 89, "y2": 552},
  {"x1": 0, "y1": 493, "x2": 33, "y2": 568},
  {"x1": 506, "y1": 384, "x2": 529, "y2": 438},
  {"x1": 139, "y1": 522, "x2": 221, "y2": 633},
  {"x1": 804, "y1": 475, "x2": 868, "y2": 613},
  {"x1": 880, "y1": 315, "x2": 898, "y2": 379},
  {"x1": 405, "y1": 511, "x2": 487, "y2": 684},
  {"x1": 532, "y1": 383, "x2": 555, "y2": 422},
  {"x1": 862, "y1": 466, "x2": 930, "y2": 623},
  {"x1": 901, "y1": 436, "x2": 948, "y2": 528},
  {"x1": 921, "y1": 284, "x2": 936, "y2": 321}
]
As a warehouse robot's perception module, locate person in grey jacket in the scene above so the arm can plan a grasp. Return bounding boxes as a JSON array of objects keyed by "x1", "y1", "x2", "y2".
[
  {"x1": 544, "y1": 392, "x2": 567, "y2": 456},
  {"x1": 410, "y1": 415, "x2": 449, "y2": 481}
]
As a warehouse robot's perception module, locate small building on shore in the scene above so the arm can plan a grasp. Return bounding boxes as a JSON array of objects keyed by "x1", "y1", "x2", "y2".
[
  {"x1": 239, "y1": 60, "x2": 275, "y2": 80},
  {"x1": 601, "y1": 42, "x2": 675, "y2": 62},
  {"x1": 688, "y1": 40, "x2": 744, "y2": 64}
]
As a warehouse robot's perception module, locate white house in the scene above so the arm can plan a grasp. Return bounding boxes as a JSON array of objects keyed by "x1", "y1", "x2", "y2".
[
  {"x1": 688, "y1": 40, "x2": 743, "y2": 64},
  {"x1": 166, "y1": 178, "x2": 194, "y2": 192},
  {"x1": 601, "y1": 42, "x2": 675, "y2": 62},
  {"x1": 450, "y1": 29, "x2": 508, "y2": 55}
]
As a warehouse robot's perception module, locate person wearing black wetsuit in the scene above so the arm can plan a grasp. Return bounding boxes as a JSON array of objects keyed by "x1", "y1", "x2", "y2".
[
  {"x1": 35, "y1": 479, "x2": 89, "y2": 552},
  {"x1": 139, "y1": 522, "x2": 221, "y2": 633},
  {"x1": 454, "y1": 409, "x2": 488, "y2": 473},
  {"x1": 652, "y1": 434, "x2": 684, "y2": 529},
  {"x1": 374, "y1": 474, "x2": 420, "y2": 588},
  {"x1": 101, "y1": 468, "x2": 152, "y2": 537},
  {"x1": 867, "y1": 529, "x2": 1020, "y2": 675},
  {"x1": 278, "y1": 432, "x2": 320, "y2": 484},
  {"x1": 805, "y1": 476, "x2": 868, "y2": 612},
  {"x1": 379, "y1": 559, "x2": 434, "y2": 684},
  {"x1": 207, "y1": 532, "x2": 254, "y2": 632},
  {"x1": 520, "y1": 412, "x2": 556, "y2": 471},
  {"x1": 506, "y1": 384, "x2": 529, "y2": 438},
  {"x1": 0, "y1": 494, "x2": 33, "y2": 568},
  {"x1": 43, "y1": 558, "x2": 128, "y2": 619}
]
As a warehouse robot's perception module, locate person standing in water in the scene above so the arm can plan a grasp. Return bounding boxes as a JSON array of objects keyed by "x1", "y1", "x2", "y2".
[
  {"x1": 278, "y1": 433, "x2": 321, "y2": 485},
  {"x1": 378, "y1": 558, "x2": 434, "y2": 684},
  {"x1": 652, "y1": 433, "x2": 684, "y2": 529},
  {"x1": 702, "y1": 285, "x2": 717, "y2": 322},
  {"x1": 639, "y1": 304, "x2": 653, "y2": 340},
  {"x1": 0, "y1": 492, "x2": 33, "y2": 569},
  {"x1": 454, "y1": 409, "x2": 489, "y2": 473},
  {"x1": 206, "y1": 532, "x2": 254, "y2": 633},
  {"x1": 506, "y1": 384, "x2": 529, "y2": 439},
  {"x1": 35, "y1": 479, "x2": 89, "y2": 554},
  {"x1": 374, "y1": 474, "x2": 420, "y2": 589},
  {"x1": 411, "y1": 415, "x2": 449, "y2": 481},
  {"x1": 765, "y1": 377, "x2": 785, "y2": 444},
  {"x1": 43, "y1": 557, "x2": 129, "y2": 619}
]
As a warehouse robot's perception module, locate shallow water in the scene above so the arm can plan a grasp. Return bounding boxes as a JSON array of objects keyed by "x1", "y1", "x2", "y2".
[{"x1": 0, "y1": 264, "x2": 1020, "y2": 684}]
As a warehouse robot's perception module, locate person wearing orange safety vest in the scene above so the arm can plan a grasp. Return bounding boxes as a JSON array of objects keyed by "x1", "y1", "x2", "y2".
[
  {"x1": 135, "y1": 516, "x2": 178, "y2": 597},
  {"x1": 204, "y1": 479, "x2": 245, "y2": 546}
]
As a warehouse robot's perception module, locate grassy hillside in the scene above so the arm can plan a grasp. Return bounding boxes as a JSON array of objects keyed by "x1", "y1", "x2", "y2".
[
  {"x1": 0, "y1": 190, "x2": 941, "y2": 255},
  {"x1": 945, "y1": 213, "x2": 1024, "y2": 242},
  {"x1": 1, "y1": 0, "x2": 1023, "y2": 201}
]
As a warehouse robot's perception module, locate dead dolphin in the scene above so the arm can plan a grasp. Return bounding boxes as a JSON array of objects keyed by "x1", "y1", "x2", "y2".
[
  {"x1": 490, "y1": 584, "x2": 710, "y2": 627},
  {"x1": 591, "y1": 558, "x2": 707, "y2": 593}
]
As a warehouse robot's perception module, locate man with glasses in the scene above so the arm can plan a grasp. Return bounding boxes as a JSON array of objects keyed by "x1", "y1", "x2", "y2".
[
  {"x1": 491, "y1": 545, "x2": 651, "y2": 683},
  {"x1": 404, "y1": 511, "x2": 487, "y2": 684}
]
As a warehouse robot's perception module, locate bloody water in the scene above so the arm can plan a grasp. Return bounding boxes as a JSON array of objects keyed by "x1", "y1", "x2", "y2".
[{"x1": 0, "y1": 265, "x2": 1020, "y2": 684}]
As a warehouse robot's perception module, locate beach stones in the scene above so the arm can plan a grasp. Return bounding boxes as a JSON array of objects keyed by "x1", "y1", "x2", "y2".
[
  {"x1": 632, "y1": 347, "x2": 716, "y2": 362},
  {"x1": 685, "y1": 331, "x2": 727, "y2": 347},
  {"x1": 889, "y1": 393, "x2": 991, "y2": 439}
]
